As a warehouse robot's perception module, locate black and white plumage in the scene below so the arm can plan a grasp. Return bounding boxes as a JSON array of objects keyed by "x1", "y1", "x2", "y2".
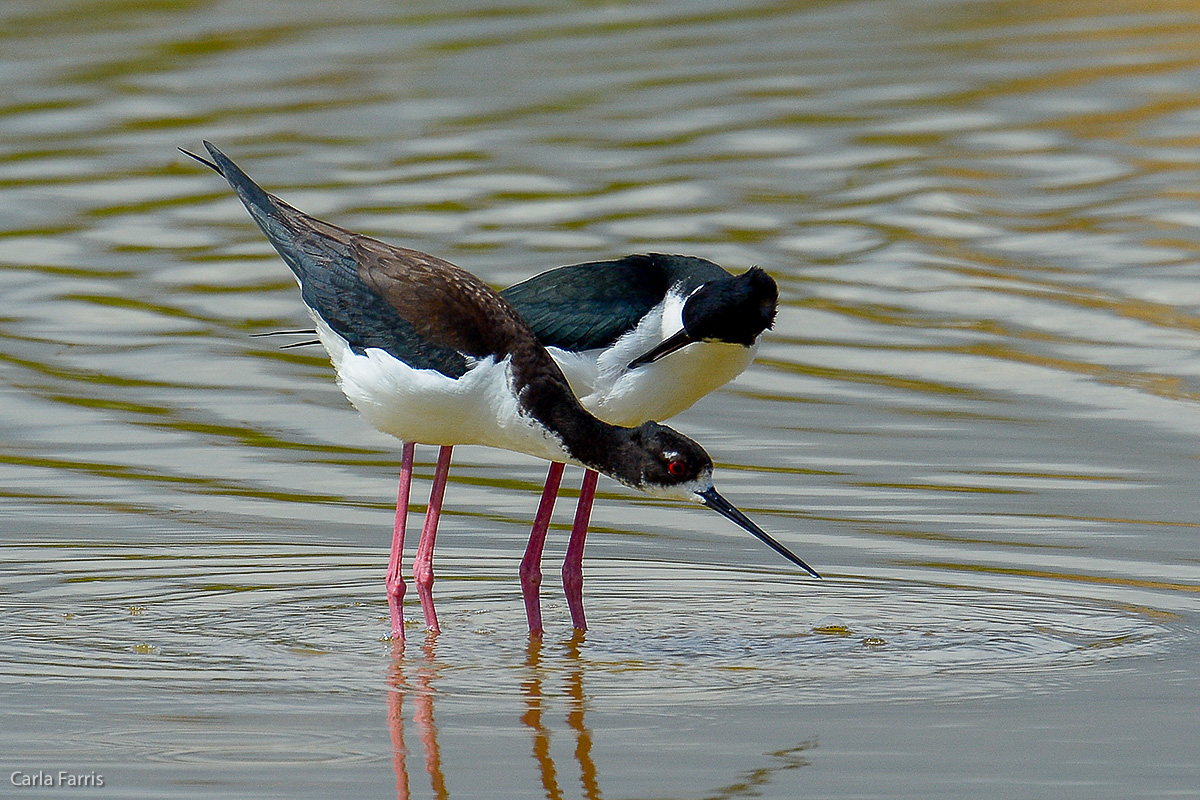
[
  {"x1": 502, "y1": 253, "x2": 778, "y2": 426},
  {"x1": 498, "y1": 256, "x2": 788, "y2": 628},
  {"x1": 182, "y1": 142, "x2": 818, "y2": 637}
]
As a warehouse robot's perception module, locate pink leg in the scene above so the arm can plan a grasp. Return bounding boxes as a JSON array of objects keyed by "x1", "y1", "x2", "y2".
[
  {"x1": 387, "y1": 441, "x2": 417, "y2": 640},
  {"x1": 413, "y1": 445, "x2": 453, "y2": 634},
  {"x1": 520, "y1": 462, "x2": 565, "y2": 636},
  {"x1": 563, "y1": 469, "x2": 598, "y2": 632}
]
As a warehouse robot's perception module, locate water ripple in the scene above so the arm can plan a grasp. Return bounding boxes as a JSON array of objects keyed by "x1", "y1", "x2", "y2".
[{"x1": 5, "y1": 1, "x2": 1200, "y2": 794}]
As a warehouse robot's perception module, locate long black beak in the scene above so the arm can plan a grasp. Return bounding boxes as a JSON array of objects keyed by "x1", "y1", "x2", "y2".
[
  {"x1": 628, "y1": 328, "x2": 695, "y2": 369},
  {"x1": 698, "y1": 487, "x2": 821, "y2": 578}
]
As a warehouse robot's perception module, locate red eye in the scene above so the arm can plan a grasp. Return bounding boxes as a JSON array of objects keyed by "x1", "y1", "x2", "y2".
[{"x1": 667, "y1": 459, "x2": 687, "y2": 478}]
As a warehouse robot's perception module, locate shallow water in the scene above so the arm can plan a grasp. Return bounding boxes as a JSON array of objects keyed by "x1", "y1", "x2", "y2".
[{"x1": 3, "y1": 0, "x2": 1200, "y2": 797}]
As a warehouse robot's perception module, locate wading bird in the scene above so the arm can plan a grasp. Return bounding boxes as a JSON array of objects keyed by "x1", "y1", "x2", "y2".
[
  {"x1": 497, "y1": 254, "x2": 786, "y2": 629},
  {"x1": 182, "y1": 142, "x2": 818, "y2": 637}
]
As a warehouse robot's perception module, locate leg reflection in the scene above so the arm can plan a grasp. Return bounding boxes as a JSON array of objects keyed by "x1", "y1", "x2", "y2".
[
  {"x1": 563, "y1": 631, "x2": 600, "y2": 800},
  {"x1": 521, "y1": 631, "x2": 602, "y2": 800},
  {"x1": 387, "y1": 636, "x2": 448, "y2": 800},
  {"x1": 388, "y1": 636, "x2": 810, "y2": 800},
  {"x1": 520, "y1": 637, "x2": 563, "y2": 800},
  {"x1": 415, "y1": 637, "x2": 447, "y2": 798},
  {"x1": 387, "y1": 640, "x2": 409, "y2": 800}
]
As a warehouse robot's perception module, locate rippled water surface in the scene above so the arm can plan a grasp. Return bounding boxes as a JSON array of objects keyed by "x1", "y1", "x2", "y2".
[{"x1": 3, "y1": 1, "x2": 1200, "y2": 797}]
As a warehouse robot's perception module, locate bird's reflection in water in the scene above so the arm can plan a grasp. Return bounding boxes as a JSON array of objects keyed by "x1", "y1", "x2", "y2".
[
  {"x1": 384, "y1": 631, "x2": 600, "y2": 800},
  {"x1": 385, "y1": 632, "x2": 813, "y2": 800},
  {"x1": 521, "y1": 631, "x2": 600, "y2": 800},
  {"x1": 387, "y1": 636, "x2": 448, "y2": 800}
]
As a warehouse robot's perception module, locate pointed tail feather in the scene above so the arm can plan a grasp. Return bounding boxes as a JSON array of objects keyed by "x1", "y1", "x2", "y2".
[
  {"x1": 187, "y1": 141, "x2": 279, "y2": 224},
  {"x1": 178, "y1": 146, "x2": 219, "y2": 173},
  {"x1": 179, "y1": 141, "x2": 316, "y2": 287}
]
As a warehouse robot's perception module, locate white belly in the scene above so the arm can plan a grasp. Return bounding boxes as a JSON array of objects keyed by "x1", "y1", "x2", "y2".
[{"x1": 313, "y1": 317, "x2": 575, "y2": 465}]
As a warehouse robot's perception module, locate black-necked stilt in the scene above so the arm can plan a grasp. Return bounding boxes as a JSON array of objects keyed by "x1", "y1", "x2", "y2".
[
  {"x1": 496, "y1": 254, "x2": 785, "y2": 629},
  {"x1": 247, "y1": 254, "x2": 786, "y2": 632},
  {"x1": 502, "y1": 253, "x2": 778, "y2": 425},
  {"x1": 182, "y1": 142, "x2": 818, "y2": 638}
]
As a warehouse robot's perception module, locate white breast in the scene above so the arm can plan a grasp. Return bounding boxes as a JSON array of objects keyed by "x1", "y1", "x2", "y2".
[{"x1": 548, "y1": 290, "x2": 758, "y2": 428}]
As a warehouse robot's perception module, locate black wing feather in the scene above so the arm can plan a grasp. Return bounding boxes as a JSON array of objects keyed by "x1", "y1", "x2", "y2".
[
  {"x1": 194, "y1": 142, "x2": 469, "y2": 378},
  {"x1": 501, "y1": 254, "x2": 729, "y2": 352}
]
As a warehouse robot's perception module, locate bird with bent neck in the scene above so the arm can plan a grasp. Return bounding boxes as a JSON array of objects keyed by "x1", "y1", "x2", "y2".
[{"x1": 182, "y1": 141, "x2": 818, "y2": 638}]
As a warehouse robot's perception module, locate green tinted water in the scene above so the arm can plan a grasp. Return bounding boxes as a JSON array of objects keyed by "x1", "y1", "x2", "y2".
[{"x1": 2, "y1": 1, "x2": 1199, "y2": 797}]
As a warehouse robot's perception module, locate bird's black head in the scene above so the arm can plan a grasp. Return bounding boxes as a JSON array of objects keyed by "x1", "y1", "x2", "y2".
[
  {"x1": 620, "y1": 421, "x2": 714, "y2": 496},
  {"x1": 681, "y1": 266, "x2": 778, "y2": 346},
  {"x1": 612, "y1": 421, "x2": 821, "y2": 578},
  {"x1": 627, "y1": 266, "x2": 779, "y2": 369}
]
